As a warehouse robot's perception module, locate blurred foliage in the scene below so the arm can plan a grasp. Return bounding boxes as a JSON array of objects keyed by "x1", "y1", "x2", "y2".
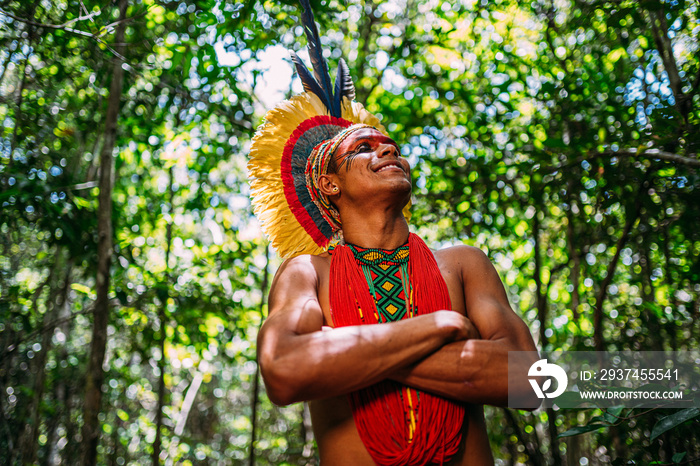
[{"x1": 0, "y1": 0, "x2": 698, "y2": 464}]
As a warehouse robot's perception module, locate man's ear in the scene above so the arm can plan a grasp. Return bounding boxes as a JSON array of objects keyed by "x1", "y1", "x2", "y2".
[{"x1": 318, "y1": 174, "x2": 340, "y2": 197}]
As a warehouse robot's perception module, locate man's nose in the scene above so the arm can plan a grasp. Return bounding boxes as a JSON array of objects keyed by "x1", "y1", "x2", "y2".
[{"x1": 378, "y1": 143, "x2": 399, "y2": 158}]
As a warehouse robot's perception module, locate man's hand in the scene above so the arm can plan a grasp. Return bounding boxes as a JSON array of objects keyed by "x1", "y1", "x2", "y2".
[{"x1": 432, "y1": 310, "x2": 481, "y2": 341}]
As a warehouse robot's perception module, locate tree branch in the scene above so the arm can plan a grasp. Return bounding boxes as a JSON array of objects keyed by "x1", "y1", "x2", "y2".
[
  {"x1": 353, "y1": 1, "x2": 379, "y2": 102},
  {"x1": 540, "y1": 148, "x2": 700, "y2": 172},
  {"x1": 0, "y1": 6, "x2": 130, "y2": 62},
  {"x1": 0, "y1": 8, "x2": 101, "y2": 29},
  {"x1": 646, "y1": 9, "x2": 690, "y2": 122},
  {"x1": 360, "y1": 1, "x2": 415, "y2": 101},
  {"x1": 2, "y1": 306, "x2": 94, "y2": 356},
  {"x1": 690, "y1": 66, "x2": 700, "y2": 98},
  {"x1": 593, "y1": 186, "x2": 644, "y2": 352}
]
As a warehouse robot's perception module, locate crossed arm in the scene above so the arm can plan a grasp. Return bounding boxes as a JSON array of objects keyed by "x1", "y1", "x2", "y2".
[{"x1": 257, "y1": 246, "x2": 539, "y2": 407}]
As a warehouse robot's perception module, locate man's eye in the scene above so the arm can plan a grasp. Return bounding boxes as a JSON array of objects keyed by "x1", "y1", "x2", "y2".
[{"x1": 356, "y1": 143, "x2": 371, "y2": 152}]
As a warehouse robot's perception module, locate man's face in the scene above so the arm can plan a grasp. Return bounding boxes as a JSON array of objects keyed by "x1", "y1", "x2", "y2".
[{"x1": 331, "y1": 128, "x2": 411, "y2": 194}]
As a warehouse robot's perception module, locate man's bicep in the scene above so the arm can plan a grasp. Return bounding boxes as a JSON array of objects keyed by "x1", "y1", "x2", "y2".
[
  {"x1": 258, "y1": 257, "x2": 326, "y2": 405},
  {"x1": 265, "y1": 256, "x2": 324, "y2": 337},
  {"x1": 461, "y1": 247, "x2": 534, "y2": 345}
]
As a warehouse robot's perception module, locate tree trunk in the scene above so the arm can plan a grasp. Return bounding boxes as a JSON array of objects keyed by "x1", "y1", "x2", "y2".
[
  {"x1": 42, "y1": 382, "x2": 62, "y2": 466},
  {"x1": 22, "y1": 257, "x2": 72, "y2": 465},
  {"x1": 533, "y1": 211, "x2": 547, "y2": 348},
  {"x1": 9, "y1": 50, "x2": 29, "y2": 169},
  {"x1": 42, "y1": 267, "x2": 75, "y2": 466},
  {"x1": 565, "y1": 432, "x2": 583, "y2": 466},
  {"x1": 646, "y1": 9, "x2": 690, "y2": 124},
  {"x1": 0, "y1": 275, "x2": 18, "y2": 458},
  {"x1": 300, "y1": 402, "x2": 314, "y2": 459},
  {"x1": 565, "y1": 180, "x2": 582, "y2": 323},
  {"x1": 0, "y1": 45, "x2": 12, "y2": 90},
  {"x1": 663, "y1": 226, "x2": 678, "y2": 352},
  {"x1": 153, "y1": 166, "x2": 175, "y2": 465},
  {"x1": 546, "y1": 409, "x2": 561, "y2": 466},
  {"x1": 502, "y1": 408, "x2": 542, "y2": 466},
  {"x1": 8, "y1": 2, "x2": 37, "y2": 168},
  {"x1": 640, "y1": 236, "x2": 663, "y2": 352},
  {"x1": 249, "y1": 245, "x2": 270, "y2": 466},
  {"x1": 59, "y1": 309, "x2": 78, "y2": 464},
  {"x1": 80, "y1": 1, "x2": 129, "y2": 464},
  {"x1": 533, "y1": 210, "x2": 561, "y2": 466}
]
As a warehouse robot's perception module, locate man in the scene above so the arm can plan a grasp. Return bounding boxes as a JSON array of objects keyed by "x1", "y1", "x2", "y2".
[
  {"x1": 255, "y1": 125, "x2": 539, "y2": 465},
  {"x1": 247, "y1": 3, "x2": 539, "y2": 463}
]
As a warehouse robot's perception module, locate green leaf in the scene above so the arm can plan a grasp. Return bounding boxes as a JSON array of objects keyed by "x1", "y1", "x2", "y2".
[
  {"x1": 456, "y1": 201, "x2": 470, "y2": 213},
  {"x1": 603, "y1": 406, "x2": 625, "y2": 424},
  {"x1": 672, "y1": 452, "x2": 687, "y2": 463},
  {"x1": 643, "y1": 301, "x2": 665, "y2": 318},
  {"x1": 607, "y1": 47, "x2": 626, "y2": 63},
  {"x1": 74, "y1": 196, "x2": 92, "y2": 210},
  {"x1": 553, "y1": 391, "x2": 585, "y2": 408},
  {"x1": 650, "y1": 408, "x2": 700, "y2": 441},
  {"x1": 71, "y1": 283, "x2": 93, "y2": 295},
  {"x1": 588, "y1": 415, "x2": 610, "y2": 425},
  {"x1": 117, "y1": 409, "x2": 129, "y2": 421},
  {"x1": 558, "y1": 424, "x2": 607, "y2": 438}
]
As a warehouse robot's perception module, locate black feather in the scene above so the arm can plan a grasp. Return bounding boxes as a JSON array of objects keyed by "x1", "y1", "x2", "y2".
[
  {"x1": 332, "y1": 62, "x2": 343, "y2": 117},
  {"x1": 290, "y1": 51, "x2": 329, "y2": 109},
  {"x1": 335, "y1": 58, "x2": 355, "y2": 102},
  {"x1": 298, "y1": 0, "x2": 336, "y2": 116},
  {"x1": 292, "y1": 0, "x2": 357, "y2": 117}
]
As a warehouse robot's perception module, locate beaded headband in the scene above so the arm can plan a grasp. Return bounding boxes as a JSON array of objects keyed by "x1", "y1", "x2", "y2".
[{"x1": 305, "y1": 124, "x2": 374, "y2": 233}]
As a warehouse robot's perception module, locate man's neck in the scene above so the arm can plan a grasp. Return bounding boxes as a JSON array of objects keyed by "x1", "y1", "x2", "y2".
[{"x1": 340, "y1": 208, "x2": 409, "y2": 250}]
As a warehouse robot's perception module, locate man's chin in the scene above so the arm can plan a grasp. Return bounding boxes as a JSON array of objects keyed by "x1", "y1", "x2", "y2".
[
  {"x1": 392, "y1": 179, "x2": 413, "y2": 196},
  {"x1": 391, "y1": 183, "x2": 412, "y2": 207}
]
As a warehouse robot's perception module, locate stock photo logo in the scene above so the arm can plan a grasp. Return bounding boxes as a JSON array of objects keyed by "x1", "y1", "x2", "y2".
[{"x1": 528, "y1": 359, "x2": 569, "y2": 399}]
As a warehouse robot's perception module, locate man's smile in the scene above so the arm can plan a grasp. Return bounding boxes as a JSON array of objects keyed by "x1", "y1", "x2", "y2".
[{"x1": 373, "y1": 160, "x2": 406, "y2": 173}]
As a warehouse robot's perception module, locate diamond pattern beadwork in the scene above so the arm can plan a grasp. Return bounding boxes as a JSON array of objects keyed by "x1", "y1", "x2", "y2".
[{"x1": 348, "y1": 242, "x2": 410, "y2": 323}]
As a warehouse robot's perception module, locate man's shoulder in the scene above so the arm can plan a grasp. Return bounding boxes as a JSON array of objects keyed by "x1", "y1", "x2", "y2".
[
  {"x1": 433, "y1": 243, "x2": 494, "y2": 278},
  {"x1": 434, "y1": 243, "x2": 489, "y2": 263},
  {"x1": 276, "y1": 252, "x2": 331, "y2": 279},
  {"x1": 269, "y1": 253, "x2": 331, "y2": 304}
]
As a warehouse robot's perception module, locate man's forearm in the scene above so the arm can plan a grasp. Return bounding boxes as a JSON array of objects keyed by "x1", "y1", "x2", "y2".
[
  {"x1": 259, "y1": 311, "x2": 468, "y2": 405},
  {"x1": 389, "y1": 337, "x2": 536, "y2": 406}
]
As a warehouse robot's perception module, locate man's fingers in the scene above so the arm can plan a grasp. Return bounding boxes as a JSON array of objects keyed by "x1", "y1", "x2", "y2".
[{"x1": 436, "y1": 310, "x2": 480, "y2": 341}]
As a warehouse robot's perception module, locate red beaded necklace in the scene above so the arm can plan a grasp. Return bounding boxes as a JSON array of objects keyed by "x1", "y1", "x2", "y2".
[{"x1": 330, "y1": 233, "x2": 465, "y2": 466}]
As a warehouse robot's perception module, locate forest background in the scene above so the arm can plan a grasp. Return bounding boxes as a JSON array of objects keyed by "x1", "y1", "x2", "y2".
[{"x1": 0, "y1": 0, "x2": 699, "y2": 464}]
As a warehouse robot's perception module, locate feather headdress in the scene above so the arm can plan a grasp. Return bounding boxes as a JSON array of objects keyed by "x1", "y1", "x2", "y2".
[{"x1": 248, "y1": 0, "x2": 409, "y2": 258}]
